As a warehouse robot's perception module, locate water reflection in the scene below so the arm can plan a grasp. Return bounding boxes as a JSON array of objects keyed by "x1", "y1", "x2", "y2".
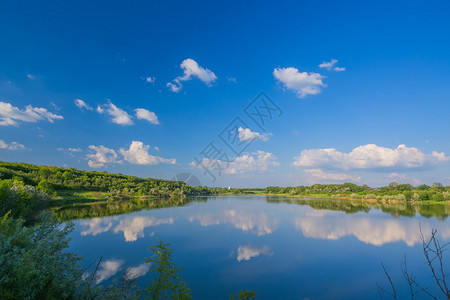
[
  {"x1": 54, "y1": 197, "x2": 193, "y2": 221},
  {"x1": 114, "y1": 216, "x2": 174, "y2": 242},
  {"x1": 295, "y1": 208, "x2": 450, "y2": 246},
  {"x1": 125, "y1": 263, "x2": 150, "y2": 280},
  {"x1": 80, "y1": 215, "x2": 174, "y2": 242},
  {"x1": 80, "y1": 218, "x2": 113, "y2": 236},
  {"x1": 236, "y1": 245, "x2": 272, "y2": 262},
  {"x1": 68, "y1": 196, "x2": 450, "y2": 299},
  {"x1": 95, "y1": 259, "x2": 124, "y2": 284},
  {"x1": 189, "y1": 209, "x2": 279, "y2": 236},
  {"x1": 267, "y1": 197, "x2": 450, "y2": 220}
]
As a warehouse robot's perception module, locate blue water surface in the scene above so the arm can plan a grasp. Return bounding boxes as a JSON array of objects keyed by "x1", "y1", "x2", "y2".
[{"x1": 67, "y1": 196, "x2": 450, "y2": 299}]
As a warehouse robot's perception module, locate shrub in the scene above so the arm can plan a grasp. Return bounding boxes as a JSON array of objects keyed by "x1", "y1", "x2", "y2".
[{"x1": 0, "y1": 212, "x2": 83, "y2": 299}]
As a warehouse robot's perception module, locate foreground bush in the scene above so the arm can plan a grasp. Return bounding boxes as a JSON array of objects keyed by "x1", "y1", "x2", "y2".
[{"x1": 0, "y1": 212, "x2": 83, "y2": 299}]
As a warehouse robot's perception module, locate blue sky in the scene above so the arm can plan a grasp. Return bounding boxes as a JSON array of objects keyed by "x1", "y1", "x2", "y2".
[{"x1": 1, "y1": 0, "x2": 450, "y2": 187}]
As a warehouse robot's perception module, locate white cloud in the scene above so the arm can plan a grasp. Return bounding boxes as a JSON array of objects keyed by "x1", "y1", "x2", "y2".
[
  {"x1": 293, "y1": 144, "x2": 450, "y2": 170},
  {"x1": 145, "y1": 76, "x2": 155, "y2": 83},
  {"x1": 87, "y1": 145, "x2": 119, "y2": 168},
  {"x1": 227, "y1": 77, "x2": 237, "y2": 83},
  {"x1": 333, "y1": 67, "x2": 346, "y2": 72},
  {"x1": 0, "y1": 101, "x2": 63, "y2": 126},
  {"x1": 27, "y1": 74, "x2": 35, "y2": 80},
  {"x1": 238, "y1": 127, "x2": 270, "y2": 142},
  {"x1": 319, "y1": 59, "x2": 345, "y2": 72},
  {"x1": 305, "y1": 169, "x2": 360, "y2": 182},
  {"x1": 227, "y1": 151, "x2": 279, "y2": 174},
  {"x1": 318, "y1": 59, "x2": 338, "y2": 70},
  {"x1": 119, "y1": 141, "x2": 176, "y2": 165},
  {"x1": 237, "y1": 245, "x2": 271, "y2": 262},
  {"x1": 167, "y1": 58, "x2": 217, "y2": 92},
  {"x1": 125, "y1": 263, "x2": 150, "y2": 280},
  {"x1": 135, "y1": 108, "x2": 159, "y2": 125},
  {"x1": 192, "y1": 151, "x2": 279, "y2": 175},
  {"x1": 95, "y1": 259, "x2": 124, "y2": 284},
  {"x1": 68, "y1": 147, "x2": 82, "y2": 152},
  {"x1": 97, "y1": 102, "x2": 133, "y2": 125},
  {"x1": 74, "y1": 99, "x2": 93, "y2": 110},
  {"x1": 273, "y1": 67, "x2": 325, "y2": 98},
  {"x1": 0, "y1": 139, "x2": 28, "y2": 151}
]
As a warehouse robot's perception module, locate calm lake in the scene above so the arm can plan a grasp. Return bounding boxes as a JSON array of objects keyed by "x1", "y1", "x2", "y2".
[{"x1": 65, "y1": 195, "x2": 450, "y2": 299}]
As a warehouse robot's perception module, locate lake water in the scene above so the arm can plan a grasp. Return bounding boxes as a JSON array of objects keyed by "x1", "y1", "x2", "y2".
[{"x1": 66, "y1": 195, "x2": 450, "y2": 299}]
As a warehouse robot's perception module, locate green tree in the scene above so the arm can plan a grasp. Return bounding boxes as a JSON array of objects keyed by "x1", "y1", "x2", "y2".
[
  {"x1": 141, "y1": 239, "x2": 191, "y2": 300},
  {"x1": 230, "y1": 290, "x2": 256, "y2": 300},
  {"x1": 37, "y1": 179, "x2": 55, "y2": 196}
]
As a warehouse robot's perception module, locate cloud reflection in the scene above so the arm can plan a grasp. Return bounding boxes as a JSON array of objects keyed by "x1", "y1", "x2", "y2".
[
  {"x1": 95, "y1": 259, "x2": 124, "y2": 284},
  {"x1": 125, "y1": 262, "x2": 151, "y2": 280},
  {"x1": 79, "y1": 215, "x2": 174, "y2": 242},
  {"x1": 189, "y1": 209, "x2": 279, "y2": 236},
  {"x1": 80, "y1": 217, "x2": 113, "y2": 236},
  {"x1": 113, "y1": 216, "x2": 174, "y2": 242},
  {"x1": 295, "y1": 209, "x2": 449, "y2": 246},
  {"x1": 237, "y1": 245, "x2": 271, "y2": 262}
]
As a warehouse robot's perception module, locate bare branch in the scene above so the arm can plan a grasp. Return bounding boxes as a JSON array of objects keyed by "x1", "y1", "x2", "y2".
[{"x1": 380, "y1": 262, "x2": 397, "y2": 300}]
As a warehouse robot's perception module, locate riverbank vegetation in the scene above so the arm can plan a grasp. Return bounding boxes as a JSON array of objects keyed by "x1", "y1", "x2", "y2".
[
  {"x1": 1, "y1": 161, "x2": 449, "y2": 223},
  {"x1": 229, "y1": 182, "x2": 450, "y2": 204},
  {"x1": 0, "y1": 161, "x2": 217, "y2": 222}
]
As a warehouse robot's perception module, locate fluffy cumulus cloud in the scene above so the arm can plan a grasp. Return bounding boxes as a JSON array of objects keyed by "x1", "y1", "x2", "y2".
[
  {"x1": 191, "y1": 151, "x2": 279, "y2": 175},
  {"x1": 318, "y1": 59, "x2": 346, "y2": 72},
  {"x1": 238, "y1": 127, "x2": 270, "y2": 142},
  {"x1": 74, "y1": 99, "x2": 93, "y2": 110},
  {"x1": 0, "y1": 139, "x2": 28, "y2": 151},
  {"x1": 237, "y1": 245, "x2": 271, "y2": 262},
  {"x1": 87, "y1": 145, "x2": 119, "y2": 168},
  {"x1": 167, "y1": 58, "x2": 217, "y2": 92},
  {"x1": 119, "y1": 141, "x2": 176, "y2": 165},
  {"x1": 293, "y1": 144, "x2": 450, "y2": 171},
  {"x1": 135, "y1": 108, "x2": 159, "y2": 125},
  {"x1": 273, "y1": 67, "x2": 325, "y2": 98},
  {"x1": 0, "y1": 101, "x2": 63, "y2": 126},
  {"x1": 305, "y1": 169, "x2": 360, "y2": 182},
  {"x1": 0, "y1": 140, "x2": 27, "y2": 151},
  {"x1": 86, "y1": 141, "x2": 174, "y2": 168},
  {"x1": 97, "y1": 102, "x2": 133, "y2": 125},
  {"x1": 228, "y1": 151, "x2": 279, "y2": 174}
]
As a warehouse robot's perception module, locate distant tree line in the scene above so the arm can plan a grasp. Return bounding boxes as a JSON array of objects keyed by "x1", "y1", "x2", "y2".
[{"x1": 264, "y1": 182, "x2": 450, "y2": 202}]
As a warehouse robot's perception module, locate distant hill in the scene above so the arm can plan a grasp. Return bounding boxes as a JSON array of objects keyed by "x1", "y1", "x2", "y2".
[{"x1": 0, "y1": 161, "x2": 213, "y2": 196}]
